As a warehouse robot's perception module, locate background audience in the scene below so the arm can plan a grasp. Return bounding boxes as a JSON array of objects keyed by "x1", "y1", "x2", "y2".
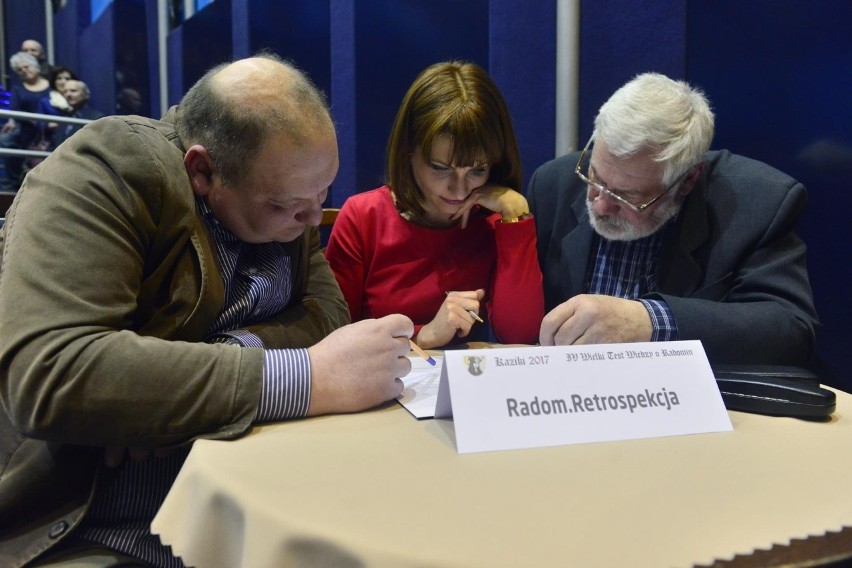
[{"x1": 0, "y1": 52, "x2": 58, "y2": 190}]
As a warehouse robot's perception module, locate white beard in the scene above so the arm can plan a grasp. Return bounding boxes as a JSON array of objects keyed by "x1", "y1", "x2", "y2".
[{"x1": 586, "y1": 194, "x2": 682, "y2": 241}]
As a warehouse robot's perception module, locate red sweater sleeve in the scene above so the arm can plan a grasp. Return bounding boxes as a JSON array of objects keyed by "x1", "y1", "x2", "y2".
[{"x1": 487, "y1": 216, "x2": 544, "y2": 344}]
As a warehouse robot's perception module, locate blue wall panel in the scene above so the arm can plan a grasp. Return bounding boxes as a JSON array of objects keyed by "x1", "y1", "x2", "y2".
[
  {"x1": 687, "y1": 0, "x2": 852, "y2": 389},
  {"x1": 166, "y1": 28, "x2": 184, "y2": 109},
  {"x1": 145, "y1": 0, "x2": 161, "y2": 116},
  {"x1": 53, "y1": 0, "x2": 90, "y2": 76},
  {"x1": 2, "y1": 0, "x2": 47, "y2": 89},
  {"x1": 330, "y1": 0, "x2": 355, "y2": 208},
  {"x1": 113, "y1": 0, "x2": 149, "y2": 116},
  {"x1": 489, "y1": 0, "x2": 557, "y2": 188},
  {"x1": 245, "y1": 0, "x2": 331, "y2": 100},
  {"x1": 353, "y1": 0, "x2": 489, "y2": 195},
  {"x1": 91, "y1": 0, "x2": 111, "y2": 23},
  {"x1": 173, "y1": 0, "x2": 232, "y2": 102},
  {"x1": 578, "y1": 0, "x2": 687, "y2": 141},
  {"x1": 77, "y1": 1, "x2": 115, "y2": 114}
]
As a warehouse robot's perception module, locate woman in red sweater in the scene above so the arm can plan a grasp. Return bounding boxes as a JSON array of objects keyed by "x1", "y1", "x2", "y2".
[{"x1": 325, "y1": 61, "x2": 543, "y2": 348}]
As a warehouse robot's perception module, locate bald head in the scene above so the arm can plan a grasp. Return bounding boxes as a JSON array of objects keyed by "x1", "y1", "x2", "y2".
[
  {"x1": 212, "y1": 57, "x2": 296, "y2": 104},
  {"x1": 21, "y1": 40, "x2": 45, "y2": 62},
  {"x1": 176, "y1": 54, "x2": 335, "y2": 187},
  {"x1": 210, "y1": 56, "x2": 334, "y2": 145}
]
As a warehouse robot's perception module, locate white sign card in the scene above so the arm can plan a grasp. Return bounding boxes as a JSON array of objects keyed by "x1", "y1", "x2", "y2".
[{"x1": 434, "y1": 341, "x2": 732, "y2": 454}]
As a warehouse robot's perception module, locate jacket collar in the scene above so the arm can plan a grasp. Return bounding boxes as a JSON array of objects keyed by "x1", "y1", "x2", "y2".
[
  {"x1": 161, "y1": 105, "x2": 187, "y2": 154},
  {"x1": 656, "y1": 171, "x2": 710, "y2": 295}
]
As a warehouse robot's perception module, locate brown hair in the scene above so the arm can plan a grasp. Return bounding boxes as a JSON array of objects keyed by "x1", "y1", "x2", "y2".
[{"x1": 385, "y1": 61, "x2": 522, "y2": 224}]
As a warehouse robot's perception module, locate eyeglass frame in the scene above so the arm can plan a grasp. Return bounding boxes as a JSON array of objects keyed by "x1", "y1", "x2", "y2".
[{"x1": 574, "y1": 137, "x2": 691, "y2": 213}]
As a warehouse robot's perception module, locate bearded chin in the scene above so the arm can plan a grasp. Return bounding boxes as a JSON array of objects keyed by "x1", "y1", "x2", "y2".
[{"x1": 586, "y1": 198, "x2": 680, "y2": 241}]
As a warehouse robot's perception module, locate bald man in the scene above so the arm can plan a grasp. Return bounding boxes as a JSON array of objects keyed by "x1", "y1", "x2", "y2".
[
  {"x1": 0, "y1": 55, "x2": 412, "y2": 567},
  {"x1": 20, "y1": 39, "x2": 50, "y2": 77}
]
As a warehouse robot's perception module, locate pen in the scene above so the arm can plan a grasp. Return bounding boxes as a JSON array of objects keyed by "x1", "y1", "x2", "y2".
[
  {"x1": 444, "y1": 291, "x2": 485, "y2": 323},
  {"x1": 409, "y1": 339, "x2": 436, "y2": 366},
  {"x1": 466, "y1": 309, "x2": 485, "y2": 324}
]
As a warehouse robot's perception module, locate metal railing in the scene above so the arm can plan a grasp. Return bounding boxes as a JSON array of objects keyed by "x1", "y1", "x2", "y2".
[{"x1": 0, "y1": 108, "x2": 94, "y2": 158}]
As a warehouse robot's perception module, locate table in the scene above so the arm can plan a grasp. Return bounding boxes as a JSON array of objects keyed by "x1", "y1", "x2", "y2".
[{"x1": 152, "y1": 390, "x2": 852, "y2": 568}]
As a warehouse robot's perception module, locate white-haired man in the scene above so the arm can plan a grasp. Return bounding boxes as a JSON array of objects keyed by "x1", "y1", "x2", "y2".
[
  {"x1": 529, "y1": 72, "x2": 817, "y2": 366},
  {"x1": 53, "y1": 79, "x2": 105, "y2": 147}
]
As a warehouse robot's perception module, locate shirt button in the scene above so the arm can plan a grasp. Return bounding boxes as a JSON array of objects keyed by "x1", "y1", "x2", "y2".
[{"x1": 49, "y1": 521, "x2": 69, "y2": 539}]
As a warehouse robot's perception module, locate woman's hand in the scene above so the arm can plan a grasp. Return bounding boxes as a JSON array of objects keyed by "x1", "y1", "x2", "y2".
[
  {"x1": 415, "y1": 289, "x2": 485, "y2": 348},
  {"x1": 450, "y1": 184, "x2": 530, "y2": 228}
]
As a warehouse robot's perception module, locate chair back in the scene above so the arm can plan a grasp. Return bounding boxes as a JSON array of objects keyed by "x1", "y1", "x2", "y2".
[
  {"x1": 319, "y1": 208, "x2": 340, "y2": 249},
  {"x1": 321, "y1": 208, "x2": 340, "y2": 228}
]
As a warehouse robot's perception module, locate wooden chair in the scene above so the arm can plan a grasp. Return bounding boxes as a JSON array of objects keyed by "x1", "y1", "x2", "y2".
[
  {"x1": 321, "y1": 208, "x2": 340, "y2": 228},
  {"x1": 319, "y1": 208, "x2": 340, "y2": 249}
]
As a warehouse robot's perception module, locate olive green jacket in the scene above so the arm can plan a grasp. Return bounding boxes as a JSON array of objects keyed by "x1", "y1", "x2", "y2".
[{"x1": 0, "y1": 111, "x2": 349, "y2": 565}]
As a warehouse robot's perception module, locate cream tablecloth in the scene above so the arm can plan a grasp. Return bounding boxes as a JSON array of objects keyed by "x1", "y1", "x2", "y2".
[{"x1": 152, "y1": 389, "x2": 852, "y2": 568}]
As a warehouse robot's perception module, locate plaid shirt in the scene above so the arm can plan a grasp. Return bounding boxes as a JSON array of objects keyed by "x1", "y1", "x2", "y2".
[{"x1": 586, "y1": 226, "x2": 678, "y2": 342}]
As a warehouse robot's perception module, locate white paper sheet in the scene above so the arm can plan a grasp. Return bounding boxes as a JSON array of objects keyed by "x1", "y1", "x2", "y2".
[{"x1": 397, "y1": 354, "x2": 444, "y2": 419}]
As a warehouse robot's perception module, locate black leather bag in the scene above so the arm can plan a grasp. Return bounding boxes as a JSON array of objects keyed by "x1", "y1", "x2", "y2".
[{"x1": 712, "y1": 365, "x2": 836, "y2": 419}]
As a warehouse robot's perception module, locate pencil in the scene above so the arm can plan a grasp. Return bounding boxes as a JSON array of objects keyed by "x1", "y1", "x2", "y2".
[
  {"x1": 409, "y1": 339, "x2": 437, "y2": 366},
  {"x1": 466, "y1": 309, "x2": 485, "y2": 324}
]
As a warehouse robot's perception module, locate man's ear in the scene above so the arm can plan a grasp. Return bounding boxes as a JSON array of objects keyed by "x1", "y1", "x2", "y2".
[
  {"x1": 677, "y1": 161, "x2": 706, "y2": 199},
  {"x1": 184, "y1": 144, "x2": 217, "y2": 197}
]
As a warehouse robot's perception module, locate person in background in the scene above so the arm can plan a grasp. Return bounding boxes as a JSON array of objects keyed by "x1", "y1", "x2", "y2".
[
  {"x1": 529, "y1": 72, "x2": 818, "y2": 366},
  {"x1": 0, "y1": 52, "x2": 57, "y2": 190},
  {"x1": 325, "y1": 60, "x2": 543, "y2": 349},
  {"x1": 20, "y1": 39, "x2": 51, "y2": 77},
  {"x1": 0, "y1": 53, "x2": 412, "y2": 567},
  {"x1": 51, "y1": 79, "x2": 105, "y2": 148},
  {"x1": 48, "y1": 65, "x2": 78, "y2": 94},
  {"x1": 33, "y1": 66, "x2": 76, "y2": 151},
  {"x1": 116, "y1": 86, "x2": 144, "y2": 115}
]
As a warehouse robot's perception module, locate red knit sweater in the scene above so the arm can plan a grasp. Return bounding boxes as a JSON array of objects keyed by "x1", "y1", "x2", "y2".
[{"x1": 325, "y1": 186, "x2": 544, "y2": 345}]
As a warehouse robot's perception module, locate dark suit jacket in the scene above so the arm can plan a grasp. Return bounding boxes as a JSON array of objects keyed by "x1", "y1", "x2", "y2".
[{"x1": 527, "y1": 149, "x2": 818, "y2": 366}]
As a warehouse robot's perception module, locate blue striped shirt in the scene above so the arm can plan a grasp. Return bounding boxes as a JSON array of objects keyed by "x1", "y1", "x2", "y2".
[
  {"x1": 75, "y1": 198, "x2": 312, "y2": 566},
  {"x1": 586, "y1": 227, "x2": 678, "y2": 342}
]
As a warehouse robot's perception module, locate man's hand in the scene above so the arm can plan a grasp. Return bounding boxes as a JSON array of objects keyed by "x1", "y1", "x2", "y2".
[
  {"x1": 415, "y1": 289, "x2": 485, "y2": 349},
  {"x1": 307, "y1": 314, "x2": 413, "y2": 416},
  {"x1": 539, "y1": 294, "x2": 653, "y2": 346}
]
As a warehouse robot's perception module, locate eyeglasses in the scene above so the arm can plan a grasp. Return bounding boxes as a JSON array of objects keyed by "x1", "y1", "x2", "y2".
[{"x1": 575, "y1": 137, "x2": 690, "y2": 213}]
